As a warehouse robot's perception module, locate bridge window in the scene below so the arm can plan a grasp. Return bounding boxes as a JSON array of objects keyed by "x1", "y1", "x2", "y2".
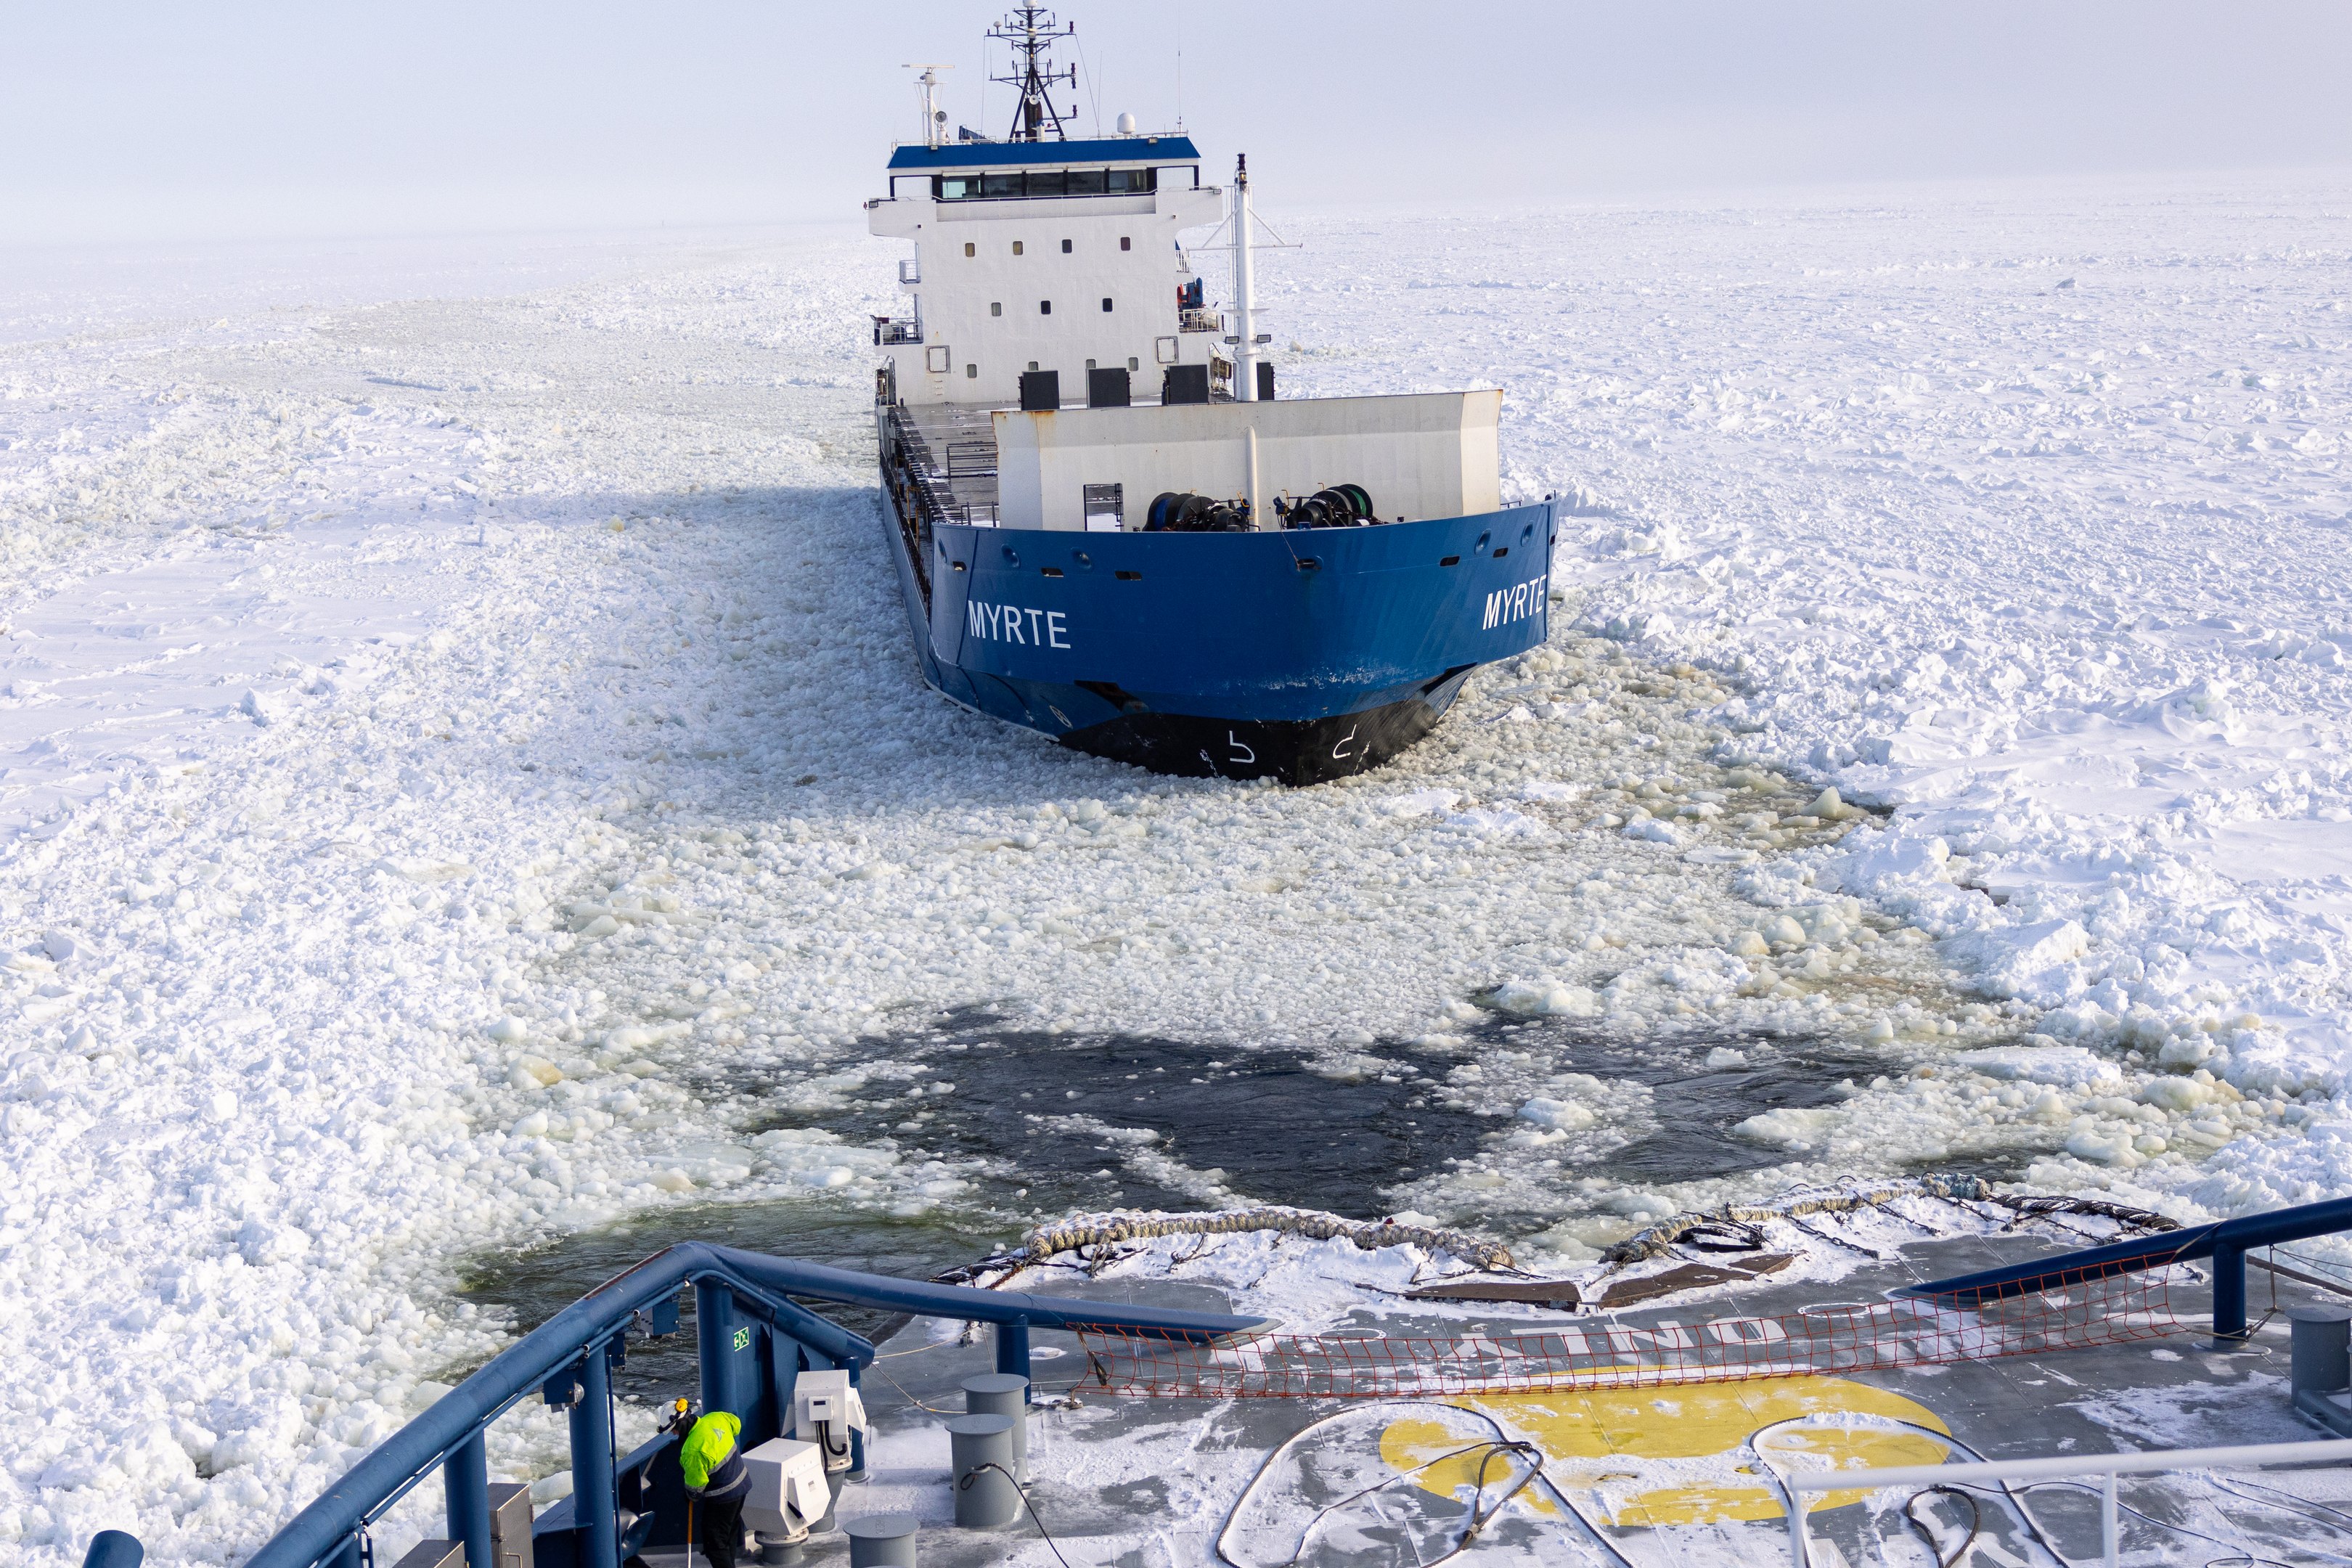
[{"x1": 933, "y1": 168, "x2": 1160, "y2": 201}]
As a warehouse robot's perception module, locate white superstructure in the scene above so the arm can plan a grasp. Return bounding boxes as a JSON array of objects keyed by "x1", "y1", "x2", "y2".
[{"x1": 866, "y1": 135, "x2": 1225, "y2": 407}]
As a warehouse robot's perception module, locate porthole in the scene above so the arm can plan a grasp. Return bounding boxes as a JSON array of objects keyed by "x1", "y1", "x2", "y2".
[
  {"x1": 1061, "y1": 238, "x2": 1072, "y2": 253},
  {"x1": 991, "y1": 301, "x2": 1002, "y2": 317},
  {"x1": 1040, "y1": 300, "x2": 1052, "y2": 315},
  {"x1": 963, "y1": 242, "x2": 975, "y2": 257},
  {"x1": 1012, "y1": 240, "x2": 1024, "y2": 256},
  {"x1": 965, "y1": 364, "x2": 978, "y2": 379},
  {"x1": 1127, "y1": 356, "x2": 1138, "y2": 371},
  {"x1": 1119, "y1": 236, "x2": 1131, "y2": 251},
  {"x1": 1101, "y1": 297, "x2": 1113, "y2": 312}
]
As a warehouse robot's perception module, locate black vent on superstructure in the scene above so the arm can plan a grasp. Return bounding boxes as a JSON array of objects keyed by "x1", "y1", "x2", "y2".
[{"x1": 1020, "y1": 369, "x2": 1062, "y2": 411}]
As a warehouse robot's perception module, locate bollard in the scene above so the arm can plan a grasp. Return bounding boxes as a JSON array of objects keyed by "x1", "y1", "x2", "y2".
[
  {"x1": 946, "y1": 1414, "x2": 1020, "y2": 1528},
  {"x1": 844, "y1": 1513, "x2": 920, "y2": 1567},
  {"x1": 81, "y1": 1532, "x2": 145, "y2": 1568},
  {"x1": 961, "y1": 1373, "x2": 1031, "y2": 1483},
  {"x1": 2291, "y1": 1307, "x2": 2352, "y2": 1395}
]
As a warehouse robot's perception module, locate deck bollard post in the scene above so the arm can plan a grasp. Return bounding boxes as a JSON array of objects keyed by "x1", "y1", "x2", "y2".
[
  {"x1": 993, "y1": 1318, "x2": 1030, "y2": 1389},
  {"x1": 698, "y1": 1278, "x2": 739, "y2": 1417},
  {"x1": 445, "y1": 1429, "x2": 493, "y2": 1568},
  {"x1": 81, "y1": 1530, "x2": 145, "y2": 1568},
  {"x1": 960, "y1": 1375, "x2": 1031, "y2": 1483},
  {"x1": 2213, "y1": 1242, "x2": 2249, "y2": 1344},
  {"x1": 571, "y1": 1341, "x2": 619, "y2": 1568}
]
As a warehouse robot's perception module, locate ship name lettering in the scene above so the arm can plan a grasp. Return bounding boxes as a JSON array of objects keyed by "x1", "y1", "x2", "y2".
[
  {"x1": 967, "y1": 600, "x2": 1070, "y2": 649},
  {"x1": 1480, "y1": 573, "x2": 1548, "y2": 632}
]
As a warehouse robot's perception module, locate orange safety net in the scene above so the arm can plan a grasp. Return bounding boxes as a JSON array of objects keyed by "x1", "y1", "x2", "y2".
[{"x1": 1074, "y1": 1254, "x2": 2197, "y2": 1399}]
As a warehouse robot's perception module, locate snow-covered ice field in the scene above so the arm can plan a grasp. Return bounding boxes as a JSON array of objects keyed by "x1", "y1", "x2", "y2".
[{"x1": 3, "y1": 176, "x2": 2351, "y2": 1561}]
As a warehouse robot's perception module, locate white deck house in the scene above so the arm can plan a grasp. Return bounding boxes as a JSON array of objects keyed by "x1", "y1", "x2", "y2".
[{"x1": 866, "y1": 135, "x2": 1226, "y2": 409}]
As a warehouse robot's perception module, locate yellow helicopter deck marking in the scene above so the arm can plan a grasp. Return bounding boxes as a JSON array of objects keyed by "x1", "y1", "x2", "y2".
[{"x1": 1379, "y1": 1373, "x2": 1951, "y2": 1527}]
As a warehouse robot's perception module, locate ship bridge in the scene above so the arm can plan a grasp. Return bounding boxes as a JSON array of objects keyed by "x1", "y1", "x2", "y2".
[{"x1": 867, "y1": 134, "x2": 1226, "y2": 409}]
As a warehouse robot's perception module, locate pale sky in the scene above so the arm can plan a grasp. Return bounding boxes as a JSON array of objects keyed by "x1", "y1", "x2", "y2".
[{"x1": 7, "y1": 1, "x2": 2351, "y2": 242}]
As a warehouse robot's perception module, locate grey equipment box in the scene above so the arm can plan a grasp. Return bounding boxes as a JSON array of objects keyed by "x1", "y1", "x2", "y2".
[
  {"x1": 390, "y1": 1544, "x2": 465, "y2": 1568},
  {"x1": 489, "y1": 1481, "x2": 535, "y2": 1568}
]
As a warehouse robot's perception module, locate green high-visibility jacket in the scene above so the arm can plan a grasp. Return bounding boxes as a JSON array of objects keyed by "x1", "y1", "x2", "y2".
[{"x1": 680, "y1": 1411, "x2": 743, "y2": 1493}]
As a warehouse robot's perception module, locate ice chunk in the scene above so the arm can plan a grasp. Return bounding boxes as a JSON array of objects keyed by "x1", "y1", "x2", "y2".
[
  {"x1": 509, "y1": 1055, "x2": 563, "y2": 1089},
  {"x1": 1953, "y1": 1043, "x2": 2119, "y2": 1089},
  {"x1": 2139, "y1": 1077, "x2": 2212, "y2": 1112},
  {"x1": 1518, "y1": 1097, "x2": 1596, "y2": 1132},
  {"x1": 1380, "y1": 789, "x2": 1461, "y2": 818},
  {"x1": 1704, "y1": 1046, "x2": 1748, "y2": 1069},
  {"x1": 1519, "y1": 780, "x2": 1582, "y2": 802},
  {"x1": 1735, "y1": 1106, "x2": 1839, "y2": 1148},
  {"x1": 1623, "y1": 817, "x2": 1683, "y2": 846},
  {"x1": 1490, "y1": 979, "x2": 1600, "y2": 1017},
  {"x1": 1952, "y1": 918, "x2": 2091, "y2": 997},
  {"x1": 2065, "y1": 1127, "x2": 2138, "y2": 1165}
]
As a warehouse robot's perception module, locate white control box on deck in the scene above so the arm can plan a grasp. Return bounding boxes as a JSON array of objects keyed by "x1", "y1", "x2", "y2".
[
  {"x1": 791, "y1": 1368, "x2": 868, "y2": 1472},
  {"x1": 739, "y1": 1437, "x2": 830, "y2": 1541}
]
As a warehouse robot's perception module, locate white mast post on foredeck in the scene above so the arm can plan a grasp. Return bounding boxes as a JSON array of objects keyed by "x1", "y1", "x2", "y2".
[{"x1": 1233, "y1": 153, "x2": 1258, "y2": 404}]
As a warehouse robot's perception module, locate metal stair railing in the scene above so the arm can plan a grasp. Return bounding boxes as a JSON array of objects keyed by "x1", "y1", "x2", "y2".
[{"x1": 213, "y1": 1239, "x2": 1267, "y2": 1568}]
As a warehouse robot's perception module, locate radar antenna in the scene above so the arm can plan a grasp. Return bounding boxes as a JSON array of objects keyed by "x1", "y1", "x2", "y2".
[{"x1": 987, "y1": 5, "x2": 1077, "y2": 142}]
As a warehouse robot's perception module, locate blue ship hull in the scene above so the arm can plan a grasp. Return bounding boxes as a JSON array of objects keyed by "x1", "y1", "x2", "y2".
[{"x1": 878, "y1": 427, "x2": 1553, "y2": 784}]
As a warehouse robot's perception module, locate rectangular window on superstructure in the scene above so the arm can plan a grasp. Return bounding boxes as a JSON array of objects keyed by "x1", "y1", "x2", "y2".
[
  {"x1": 936, "y1": 175, "x2": 980, "y2": 200},
  {"x1": 991, "y1": 301, "x2": 1002, "y2": 317},
  {"x1": 981, "y1": 171, "x2": 1024, "y2": 199},
  {"x1": 1066, "y1": 169, "x2": 1106, "y2": 195},
  {"x1": 1101, "y1": 297, "x2": 1113, "y2": 312},
  {"x1": 1105, "y1": 168, "x2": 1157, "y2": 195},
  {"x1": 1040, "y1": 300, "x2": 1052, "y2": 314},
  {"x1": 1027, "y1": 170, "x2": 1067, "y2": 197},
  {"x1": 1119, "y1": 236, "x2": 1131, "y2": 250}
]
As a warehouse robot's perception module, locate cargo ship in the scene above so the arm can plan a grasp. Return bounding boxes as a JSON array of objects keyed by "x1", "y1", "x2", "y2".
[{"x1": 867, "y1": 7, "x2": 1553, "y2": 785}]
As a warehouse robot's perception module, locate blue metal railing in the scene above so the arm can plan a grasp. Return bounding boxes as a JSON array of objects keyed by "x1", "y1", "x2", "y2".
[
  {"x1": 210, "y1": 1240, "x2": 1266, "y2": 1568},
  {"x1": 1901, "y1": 1193, "x2": 2352, "y2": 1342}
]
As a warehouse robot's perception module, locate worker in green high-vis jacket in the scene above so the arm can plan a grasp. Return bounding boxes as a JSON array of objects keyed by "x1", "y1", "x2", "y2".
[{"x1": 678, "y1": 1407, "x2": 753, "y2": 1568}]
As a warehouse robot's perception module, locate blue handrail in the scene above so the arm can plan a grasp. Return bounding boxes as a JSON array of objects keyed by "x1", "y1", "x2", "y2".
[
  {"x1": 1900, "y1": 1192, "x2": 2352, "y2": 1342},
  {"x1": 232, "y1": 1239, "x2": 1269, "y2": 1568}
]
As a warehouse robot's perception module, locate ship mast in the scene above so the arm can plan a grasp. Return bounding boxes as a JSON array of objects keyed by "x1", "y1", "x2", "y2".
[
  {"x1": 1233, "y1": 154, "x2": 1259, "y2": 403},
  {"x1": 987, "y1": 5, "x2": 1077, "y2": 142}
]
